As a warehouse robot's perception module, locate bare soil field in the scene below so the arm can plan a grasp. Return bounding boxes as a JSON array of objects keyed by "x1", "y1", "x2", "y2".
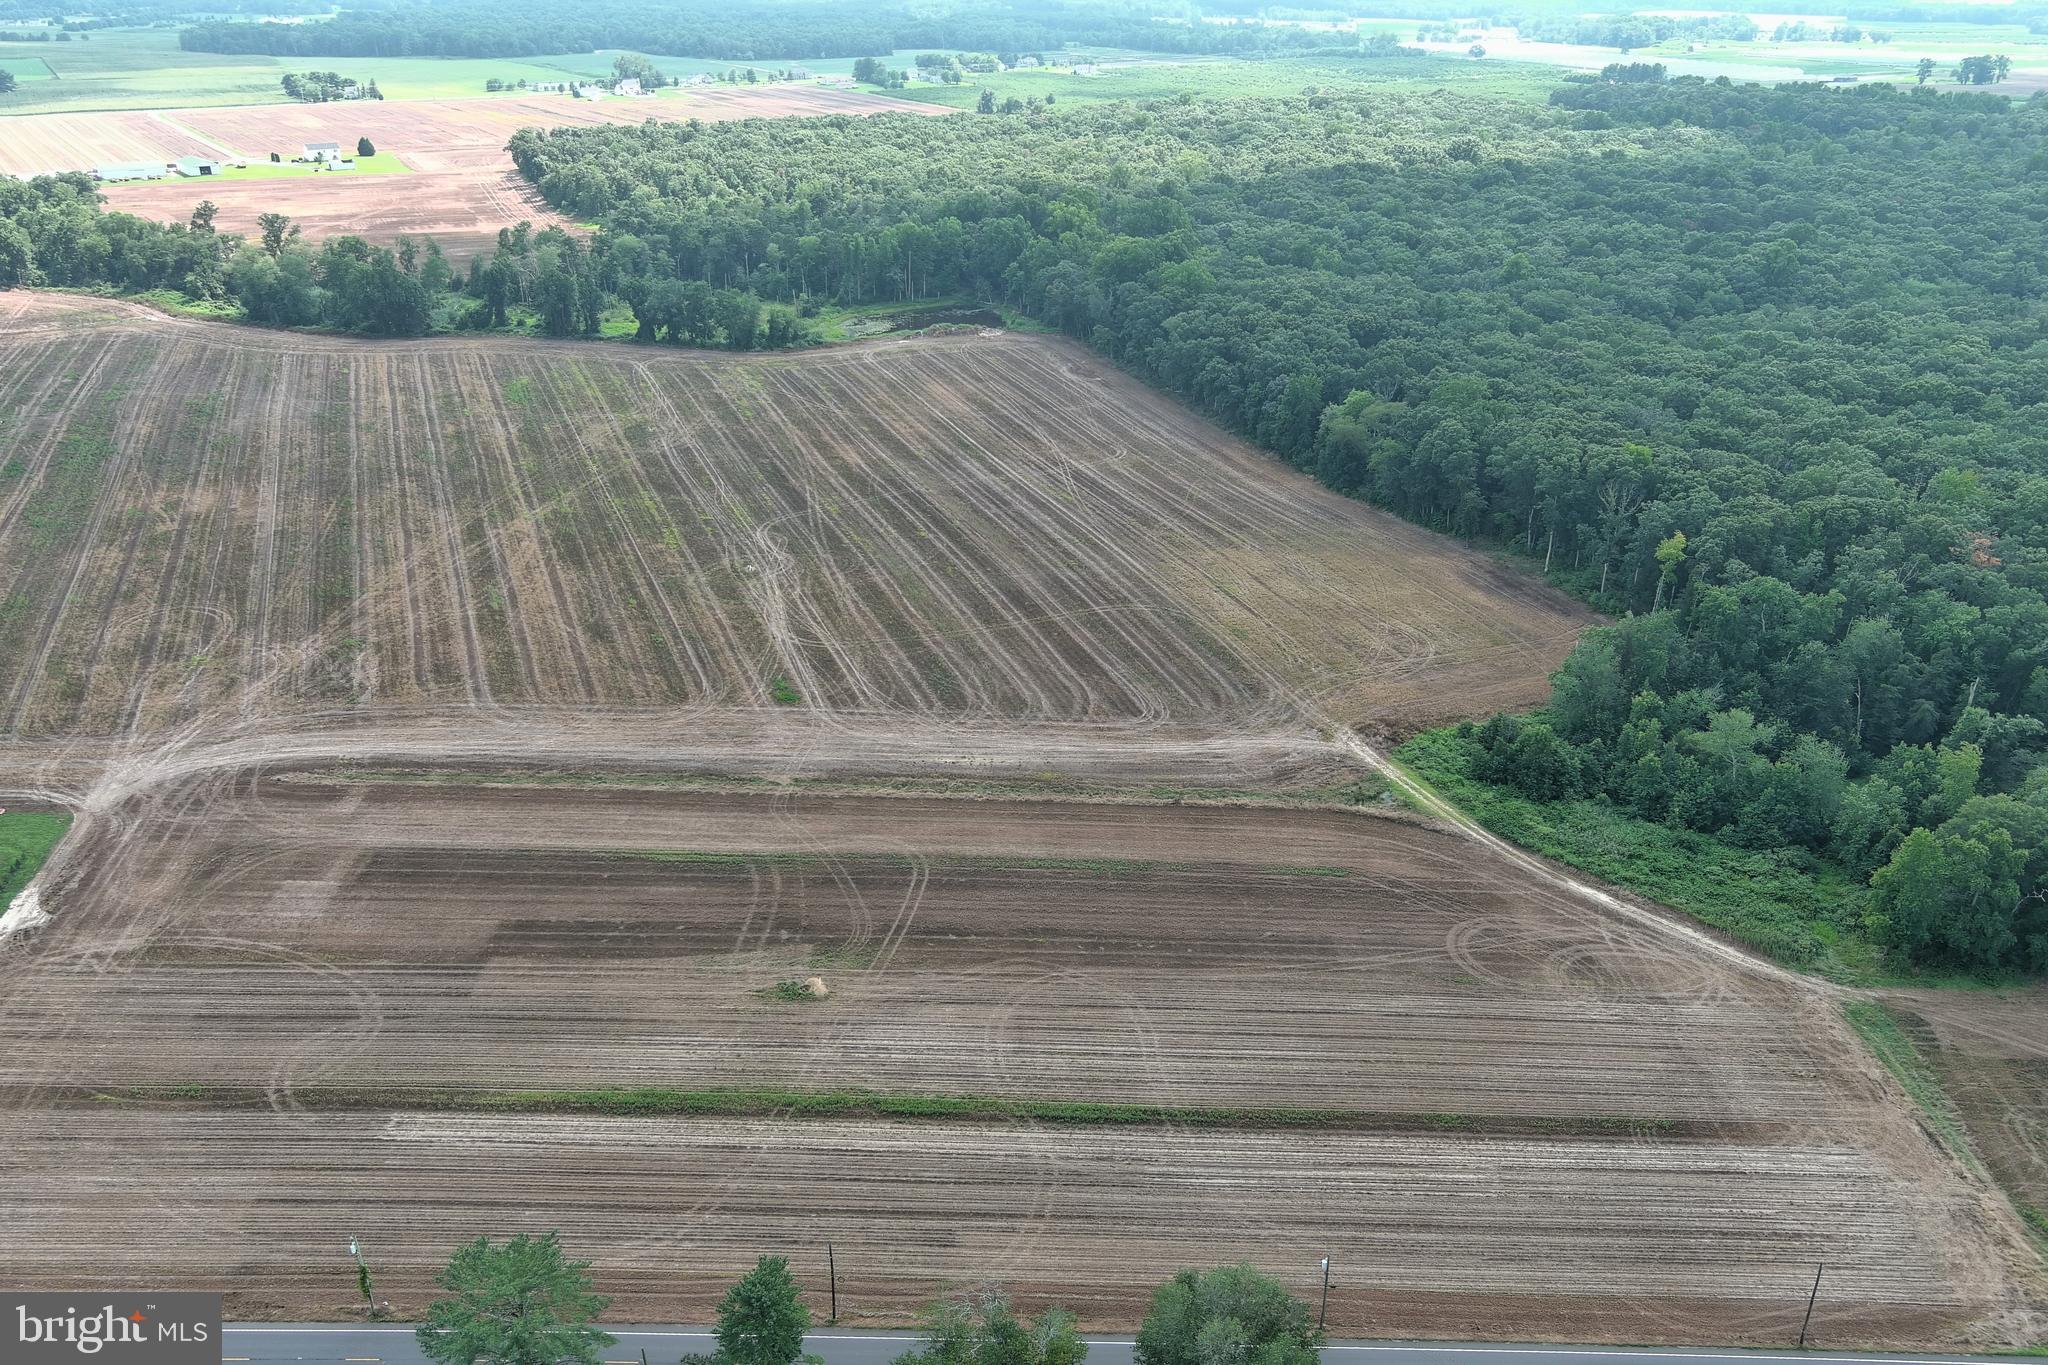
[
  {"x1": 1884, "y1": 987, "x2": 2048, "y2": 1240},
  {"x1": 0, "y1": 293, "x2": 1590, "y2": 741},
  {"x1": 1, "y1": 297, "x2": 2035, "y2": 1345},
  {"x1": 101, "y1": 168, "x2": 561, "y2": 265},
  {"x1": 5, "y1": 87, "x2": 939, "y2": 256},
  {"x1": 154, "y1": 88, "x2": 937, "y2": 172},
  {"x1": 0, "y1": 1111, "x2": 1994, "y2": 1342},
  {"x1": 0, "y1": 107, "x2": 218, "y2": 175},
  {"x1": 2, "y1": 783, "x2": 1853, "y2": 1114},
  {"x1": 0, "y1": 779, "x2": 2034, "y2": 1341}
]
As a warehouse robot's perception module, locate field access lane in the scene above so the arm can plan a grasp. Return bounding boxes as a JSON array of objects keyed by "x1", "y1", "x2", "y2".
[{"x1": 218, "y1": 1325, "x2": 2028, "y2": 1365}]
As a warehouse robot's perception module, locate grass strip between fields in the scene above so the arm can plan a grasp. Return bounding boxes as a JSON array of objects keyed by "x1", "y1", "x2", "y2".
[
  {"x1": 0, "y1": 809, "x2": 73, "y2": 907},
  {"x1": 602, "y1": 848, "x2": 1351, "y2": 878},
  {"x1": 80, "y1": 1082, "x2": 1744, "y2": 1139},
  {"x1": 1841, "y1": 999, "x2": 1977, "y2": 1168},
  {"x1": 303, "y1": 764, "x2": 1395, "y2": 810},
  {"x1": 1843, "y1": 998, "x2": 2048, "y2": 1262}
]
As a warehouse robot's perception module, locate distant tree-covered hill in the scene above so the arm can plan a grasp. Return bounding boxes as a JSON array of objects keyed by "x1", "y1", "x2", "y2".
[{"x1": 178, "y1": 0, "x2": 1328, "y2": 61}]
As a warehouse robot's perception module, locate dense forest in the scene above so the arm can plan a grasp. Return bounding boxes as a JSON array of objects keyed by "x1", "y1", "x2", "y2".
[
  {"x1": 500, "y1": 80, "x2": 2048, "y2": 974},
  {"x1": 179, "y1": 0, "x2": 1326, "y2": 60}
]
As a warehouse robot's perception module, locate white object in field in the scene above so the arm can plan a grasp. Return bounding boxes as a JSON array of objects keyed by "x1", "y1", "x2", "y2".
[{"x1": 0, "y1": 884, "x2": 49, "y2": 942}]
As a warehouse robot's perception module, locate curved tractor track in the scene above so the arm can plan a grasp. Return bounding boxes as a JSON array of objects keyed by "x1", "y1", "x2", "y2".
[{"x1": 0, "y1": 294, "x2": 2039, "y2": 1346}]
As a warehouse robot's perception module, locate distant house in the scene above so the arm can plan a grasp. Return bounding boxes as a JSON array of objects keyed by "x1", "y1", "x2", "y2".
[
  {"x1": 573, "y1": 84, "x2": 608, "y2": 99},
  {"x1": 614, "y1": 77, "x2": 643, "y2": 96},
  {"x1": 817, "y1": 73, "x2": 855, "y2": 88},
  {"x1": 95, "y1": 160, "x2": 164, "y2": 183},
  {"x1": 173, "y1": 157, "x2": 223, "y2": 177},
  {"x1": 303, "y1": 141, "x2": 342, "y2": 162},
  {"x1": 1013, "y1": 55, "x2": 1041, "y2": 68},
  {"x1": 532, "y1": 81, "x2": 570, "y2": 92},
  {"x1": 687, "y1": 73, "x2": 714, "y2": 85},
  {"x1": 1071, "y1": 63, "x2": 1101, "y2": 76}
]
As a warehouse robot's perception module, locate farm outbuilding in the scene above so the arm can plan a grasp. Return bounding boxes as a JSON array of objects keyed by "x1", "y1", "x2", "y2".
[
  {"x1": 95, "y1": 161, "x2": 167, "y2": 183},
  {"x1": 173, "y1": 157, "x2": 223, "y2": 177},
  {"x1": 303, "y1": 142, "x2": 342, "y2": 162}
]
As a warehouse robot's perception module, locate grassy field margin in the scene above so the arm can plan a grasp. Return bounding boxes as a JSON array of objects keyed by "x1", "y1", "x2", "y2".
[
  {"x1": 0, "y1": 809, "x2": 72, "y2": 907},
  {"x1": 84, "y1": 1082, "x2": 1713, "y2": 1139},
  {"x1": 1395, "y1": 727, "x2": 1882, "y2": 982}
]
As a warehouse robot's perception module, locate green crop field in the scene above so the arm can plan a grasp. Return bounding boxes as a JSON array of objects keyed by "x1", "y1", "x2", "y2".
[
  {"x1": 207, "y1": 150, "x2": 411, "y2": 178},
  {"x1": 0, "y1": 52, "x2": 57, "y2": 81},
  {"x1": 894, "y1": 51, "x2": 1563, "y2": 109},
  {"x1": 0, "y1": 28, "x2": 740, "y2": 112}
]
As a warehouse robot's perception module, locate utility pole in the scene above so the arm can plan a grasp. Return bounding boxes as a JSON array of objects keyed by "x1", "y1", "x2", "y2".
[
  {"x1": 828, "y1": 1242, "x2": 838, "y2": 1324},
  {"x1": 1797, "y1": 1263, "x2": 1824, "y2": 1349},
  {"x1": 1318, "y1": 1257, "x2": 1331, "y2": 1333}
]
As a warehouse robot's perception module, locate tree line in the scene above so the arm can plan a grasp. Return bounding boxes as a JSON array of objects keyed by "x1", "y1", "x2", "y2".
[
  {"x1": 178, "y1": 0, "x2": 1327, "y2": 61},
  {"x1": 499, "y1": 80, "x2": 2048, "y2": 975},
  {"x1": 412, "y1": 1234, "x2": 1322, "y2": 1365}
]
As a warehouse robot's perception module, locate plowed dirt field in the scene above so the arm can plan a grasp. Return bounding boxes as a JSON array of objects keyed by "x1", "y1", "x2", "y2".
[
  {"x1": 0, "y1": 780, "x2": 2032, "y2": 1341},
  {"x1": 21, "y1": 87, "x2": 940, "y2": 258},
  {"x1": 0, "y1": 294, "x2": 1588, "y2": 739},
  {"x1": 0, "y1": 294, "x2": 2037, "y2": 1346}
]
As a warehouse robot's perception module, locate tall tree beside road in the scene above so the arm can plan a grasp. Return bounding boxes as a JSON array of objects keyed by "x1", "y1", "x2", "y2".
[
  {"x1": 415, "y1": 1232, "x2": 614, "y2": 1365},
  {"x1": 709, "y1": 1256, "x2": 815, "y2": 1365},
  {"x1": 1135, "y1": 1266, "x2": 1323, "y2": 1365}
]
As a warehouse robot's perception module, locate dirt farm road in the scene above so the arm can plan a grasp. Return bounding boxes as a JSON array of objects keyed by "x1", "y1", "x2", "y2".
[{"x1": 218, "y1": 1325, "x2": 2032, "y2": 1365}]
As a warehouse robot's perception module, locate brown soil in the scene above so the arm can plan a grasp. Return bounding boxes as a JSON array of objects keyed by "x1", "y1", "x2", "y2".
[
  {"x1": 27, "y1": 87, "x2": 942, "y2": 257},
  {"x1": 0, "y1": 295, "x2": 2035, "y2": 1345},
  {"x1": 0, "y1": 108, "x2": 218, "y2": 176},
  {"x1": 1883, "y1": 987, "x2": 2048, "y2": 1237},
  {"x1": 0, "y1": 293, "x2": 1592, "y2": 741},
  {"x1": 0, "y1": 776, "x2": 2037, "y2": 1343}
]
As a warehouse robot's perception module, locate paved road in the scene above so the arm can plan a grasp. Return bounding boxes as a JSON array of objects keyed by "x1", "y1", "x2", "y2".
[{"x1": 219, "y1": 1325, "x2": 2030, "y2": 1365}]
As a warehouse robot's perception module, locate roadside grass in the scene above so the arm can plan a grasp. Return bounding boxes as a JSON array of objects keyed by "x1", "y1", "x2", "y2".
[
  {"x1": 0, "y1": 809, "x2": 73, "y2": 906},
  {"x1": 1395, "y1": 726, "x2": 1881, "y2": 983}
]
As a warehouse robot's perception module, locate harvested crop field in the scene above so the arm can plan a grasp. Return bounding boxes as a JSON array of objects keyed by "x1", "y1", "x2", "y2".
[
  {"x1": 100, "y1": 166, "x2": 560, "y2": 265},
  {"x1": 0, "y1": 293, "x2": 1589, "y2": 740},
  {"x1": 21, "y1": 87, "x2": 940, "y2": 254},
  {"x1": 1, "y1": 296, "x2": 2037, "y2": 1347},
  {"x1": 0, "y1": 108, "x2": 218, "y2": 176},
  {"x1": 1882, "y1": 988, "x2": 2048, "y2": 1244},
  {"x1": 0, "y1": 778, "x2": 2033, "y2": 1341}
]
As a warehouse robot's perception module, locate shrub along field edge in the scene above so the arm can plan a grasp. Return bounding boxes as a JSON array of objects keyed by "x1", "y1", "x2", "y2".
[{"x1": 1395, "y1": 727, "x2": 1884, "y2": 984}]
